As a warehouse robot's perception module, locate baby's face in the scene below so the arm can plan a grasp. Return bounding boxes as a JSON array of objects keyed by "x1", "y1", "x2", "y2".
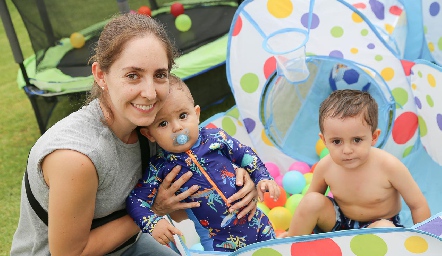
[
  {"x1": 146, "y1": 89, "x2": 200, "y2": 153},
  {"x1": 320, "y1": 114, "x2": 379, "y2": 169}
]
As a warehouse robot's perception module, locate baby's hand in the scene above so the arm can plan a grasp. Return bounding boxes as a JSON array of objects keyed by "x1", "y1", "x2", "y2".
[
  {"x1": 257, "y1": 179, "x2": 280, "y2": 202},
  {"x1": 151, "y1": 218, "x2": 183, "y2": 245}
]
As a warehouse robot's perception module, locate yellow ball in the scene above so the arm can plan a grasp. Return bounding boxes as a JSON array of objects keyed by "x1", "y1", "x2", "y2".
[
  {"x1": 70, "y1": 32, "x2": 85, "y2": 48},
  {"x1": 267, "y1": 206, "x2": 292, "y2": 231},
  {"x1": 315, "y1": 139, "x2": 326, "y2": 156}
]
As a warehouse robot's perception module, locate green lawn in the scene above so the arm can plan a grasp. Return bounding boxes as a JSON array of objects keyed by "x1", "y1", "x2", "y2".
[
  {"x1": 0, "y1": 0, "x2": 234, "y2": 254},
  {"x1": 0, "y1": 1, "x2": 39, "y2": 254}
]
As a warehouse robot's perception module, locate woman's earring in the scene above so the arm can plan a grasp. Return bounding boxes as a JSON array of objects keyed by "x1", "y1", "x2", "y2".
[{"x1": 101, "y1": 86, "x2": 105, "y2": 90}]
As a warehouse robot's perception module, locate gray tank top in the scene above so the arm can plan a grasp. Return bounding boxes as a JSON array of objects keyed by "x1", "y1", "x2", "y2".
[{"x1": 11, "y1": 99, "x2": 143, "y2": 255}]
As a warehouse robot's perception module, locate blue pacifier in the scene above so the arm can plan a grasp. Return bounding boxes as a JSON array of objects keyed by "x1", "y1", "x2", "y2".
[{"x1": 172, "y1": 128, "x2": 190, "y2": 146}]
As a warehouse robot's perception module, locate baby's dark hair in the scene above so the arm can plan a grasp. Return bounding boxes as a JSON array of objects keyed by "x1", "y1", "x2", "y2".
[
  {"x1": 319, "y1": 89, "x2": 378, "y2": 133},
  {"x1": 170, "y1": 76, "x2": 194, "y2": 105}
]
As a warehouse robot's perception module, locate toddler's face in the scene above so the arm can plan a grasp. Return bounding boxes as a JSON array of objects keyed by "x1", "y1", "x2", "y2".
[{"x1": 319, "y1": 114, "x2": 379, "y2": 169}]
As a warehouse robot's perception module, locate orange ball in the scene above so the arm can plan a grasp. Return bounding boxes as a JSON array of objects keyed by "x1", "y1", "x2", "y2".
[
  {"x1": 310, "y1": 162, "x2": 318, "y2": 173},
  {"x1": 264, "y1": 185, "x2": 287, "y2": 209},
  {"x1": 138, "y1": 5, "x2": 151, "y2": 16}
]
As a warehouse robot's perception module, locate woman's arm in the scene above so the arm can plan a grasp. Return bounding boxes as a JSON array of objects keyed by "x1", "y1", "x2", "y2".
[{"x1": 43, "y1": 150, "x2": 139, "y2": 255}]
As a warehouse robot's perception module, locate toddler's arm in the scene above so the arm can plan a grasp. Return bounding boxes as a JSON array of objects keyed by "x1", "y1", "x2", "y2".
[{"x1": 386, "y1": 155, "x2": 431, "y2": 224}]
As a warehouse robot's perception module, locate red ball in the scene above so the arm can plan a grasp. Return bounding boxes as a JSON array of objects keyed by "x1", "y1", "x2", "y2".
[
  {"x1": 263, "y1": 185, "x2": 287, "y2": 209},
  {"x1": 138, "y1": 5, "x2": 151, "y2": 16},
  {"x1": 170, "y1": 2, "x2": 185, "y2": 17}
]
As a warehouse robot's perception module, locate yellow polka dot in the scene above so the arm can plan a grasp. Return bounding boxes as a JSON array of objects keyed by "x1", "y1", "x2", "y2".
[
  {"x1": 381, "y1": 67, "x2": 394, "y2": 81},
  {"x1": 427, "y1": 73, "x2": 436, "y2": 87},
  {"x1": 261, "y1": 129, "x2": 274, "y2": 146},
  {"x1": 352, "y1": 12, "x2": 363, "y2": 23},
  {"x1": 411, "y1": 83, "x2": 417, "y2": 90},
  {"x1": 385, "y1": 24, "x2": 394, "y2": 34},
  {"x1": 267, "y1": 0, "x2": 293, "y2": 18},
  {"x1": 350, "y1": 48, "x2": 358, "y2": 54},
  {"x1": 404, "y1": 236, "x2": 428, "y2": 253},
  {"x1": 428, "y1": 42, "x2": 434, "y2": 52}
]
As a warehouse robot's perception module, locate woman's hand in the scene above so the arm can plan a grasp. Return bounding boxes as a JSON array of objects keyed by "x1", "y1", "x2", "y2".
[
  {"x1": 227, "y1": 168, "x2": 259, "y2": 221},
  {"x1": 151, "y1": 165, "x2": 200, "y2": 216}
]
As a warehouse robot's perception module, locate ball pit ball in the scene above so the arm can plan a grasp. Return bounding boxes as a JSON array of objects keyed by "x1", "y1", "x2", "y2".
[
  {"x1": 263, "y1": 185, "x2": 287, "y2": 209},
  {"x1": 274, "y1": 175, "x2": 283, "y2": 187},
  {"x1": 282, "y1": 171, "x2": 306, "y2": 195},
  {"x1": 257, "y1": 202, "x2": 270, "y2": 215},
  {"x1": 319, "y1": 147, "x2": 329, "y2": 159},
  {"x1": 170, "y1": 2, "x2": 185, "y2": 17},
  {"x1": 70, "y1": 32, "x2": 85, "y2": 49},
  {"x1": 138, "y1": 5, "x2": 151, "y2": 16},
  {"x1": 285, "y1": 194, "x2": 303, "y2": 215},
  {"x1": 268, "y1": 206, "x2": 292, "y2": 231},
  {"x1": 289, "y1": 161, "x2": 311, "y2": 174},
  {"x1": 304, "y1": 172, "x2": 313, "y2": 184},
  {"x1": 302, "y1": 184, "x2": 310, "y2": 194},
  {"x1": 315, "y1": 139, "x2": 326, "y2": 156},
  {"x1": 175, "y1": 14, "x2": 192, "y2": 32},
  {"x1": 311, "y1": 162, "x2": 318, "y2": 173},
  {"x1": 265, "y1": 162, "x2": 280, "y2": 178}
]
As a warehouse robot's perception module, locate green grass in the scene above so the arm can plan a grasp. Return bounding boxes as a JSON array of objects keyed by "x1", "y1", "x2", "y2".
[
  {"x1": 0, "y1": 1, "x2": 39, "y2": 254},
  {"x1": 0, "y1": 1, "x2": 235, "y2": 254}
]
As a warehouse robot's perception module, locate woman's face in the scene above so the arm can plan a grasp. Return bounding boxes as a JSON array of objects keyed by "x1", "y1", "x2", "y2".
[{"x1": 98, "y1": 35, "x2": 170, "y2": 130}]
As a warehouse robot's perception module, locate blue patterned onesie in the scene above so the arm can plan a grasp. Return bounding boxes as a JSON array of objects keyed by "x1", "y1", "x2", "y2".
[{"x1": 126, "y1": 127, "x2": 275, "y2": 252}]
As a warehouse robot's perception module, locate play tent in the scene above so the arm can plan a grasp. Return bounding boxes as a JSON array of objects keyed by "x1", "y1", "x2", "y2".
[
  {"x1": 0, "y1": 0, "x2": 239, "y2": 134},
  {"x1": 169, "y1": 0, "x2": 442, "y2": 254}
]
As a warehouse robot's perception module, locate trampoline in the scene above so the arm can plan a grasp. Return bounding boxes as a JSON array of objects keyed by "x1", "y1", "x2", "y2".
[{"x1": 1, "y1": 0, "x2": 239, "y2": 134}]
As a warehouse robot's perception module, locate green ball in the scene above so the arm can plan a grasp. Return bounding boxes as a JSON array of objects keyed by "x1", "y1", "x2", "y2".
[
  {"x1": 319, "y1": 147, "x2": 329, "y2": 159},
  {"x1": 175, "y1": 14, "x2": 192, "y2": 32},
  {"x1": 285, "y1": 194, "x2": 303, "y2": 215},
  {"x1": 257, "y1": 202, "x2": 270, "y2": 215}
]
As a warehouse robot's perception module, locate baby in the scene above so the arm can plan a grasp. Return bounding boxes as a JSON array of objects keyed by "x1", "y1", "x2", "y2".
[
  {"x1": 127, "y1": 79, "x2": 279, "y2": 251},
  {"x1": 283, "y1": 89, "x2": 430, "y2": 236}
]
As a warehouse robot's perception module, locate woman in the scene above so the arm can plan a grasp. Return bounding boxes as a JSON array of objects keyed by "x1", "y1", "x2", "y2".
[{"x1": 11, "y1": 13, "x2": 258, "y2": 256}]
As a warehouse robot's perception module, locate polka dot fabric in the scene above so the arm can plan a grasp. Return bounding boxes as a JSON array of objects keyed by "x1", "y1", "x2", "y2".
[{"x1": 422, "y1": 0, "x2": 442, "y2": 66}]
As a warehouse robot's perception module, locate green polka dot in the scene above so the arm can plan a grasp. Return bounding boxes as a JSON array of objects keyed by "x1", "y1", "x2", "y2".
[
  {"x1": 375, "y1": 55, "x2": 383, "y2": 61},
  {"x1": 418, "y1": 71, "x2": 423, "y2": 78},
  {"x1": 226, "y1": 107, "x2": 240, "y2": 119},
  {"x1": 360, "y1": 29, "x2": 368, "y2": 36},
  {"x1": 221, "y1": 117, "x2": 237, "y2": 136},
  {"x1": 418, "y1": 115, "x2": 427, "y2": 137},
  {"x1": 306, "y1": 52, "x2": 316, "y2": 56},
  {"x1": 350, "y1": 234, "x2": 387, "y2": 256},
  {"x1": 240, "y1": 73, "x2": 259, "y2": 93},
  {"x1": 391, "y1": 87, "x2": 408, "y2": 109},
  {"x1": 252, "y1": 247, "x2": 282, "y2": 256},
  {"x1": 403, "y1": 145, "x2": 414, "y2": 158},
  {"x1": 438, "y1": 37, "x2": 442, "y2": 51},
  {"x1": 426, "y1": 95, "x2": 434, "y2": 107},
  {"x1": 331, "y1": 26, "x2": 344, "y2": 38},
  {"x1": 423, "y1": 25, "x2": 427, "y2": 34}
]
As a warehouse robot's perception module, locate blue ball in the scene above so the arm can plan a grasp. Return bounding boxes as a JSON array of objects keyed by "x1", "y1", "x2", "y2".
[{"x1": 282, "y1": 171, "x2": 306, "y2": 195}]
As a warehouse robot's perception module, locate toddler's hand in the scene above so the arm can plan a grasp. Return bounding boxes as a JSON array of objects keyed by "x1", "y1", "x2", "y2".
[
  {"x1": 151, "y1": 218, "x2": 183, "y2": 245},
  {"x1": 257, "y1": 179, "x2": 280, "y2": 202}
]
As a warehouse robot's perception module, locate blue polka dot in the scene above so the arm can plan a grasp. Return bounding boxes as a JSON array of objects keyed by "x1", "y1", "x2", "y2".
[
  {"x1": 430, "y1": 2, "x2": 440, "y2": 16},
  {"x1": 329, "y1": 50, "x2": 343, "y2": 58},
  {"x1": 367, "y1": 43, "x2": 375, "y2": 49},
  {"x1": 301, "y1": 13, "x2": 319, "y2": 29},
  {"x1": 415, "y1": 97, "x2": 422, "y2": 109}
]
